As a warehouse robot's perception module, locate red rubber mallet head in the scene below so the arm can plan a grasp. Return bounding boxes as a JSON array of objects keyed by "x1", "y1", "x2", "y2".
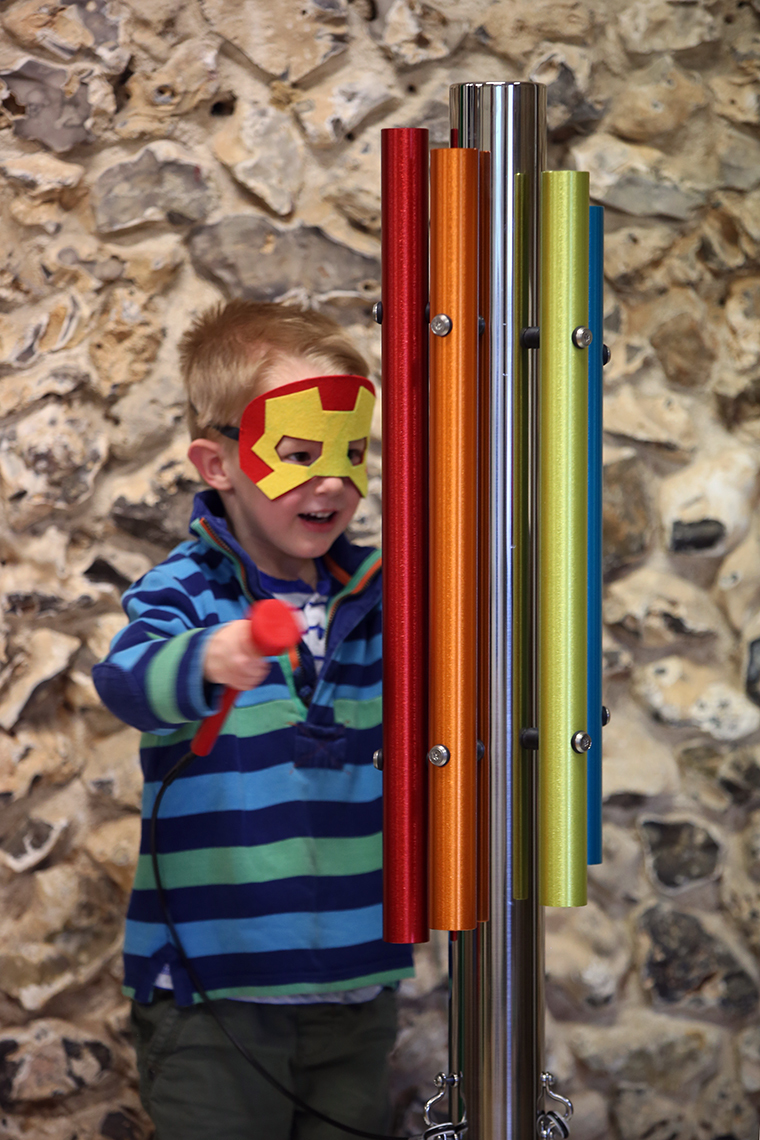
[
  {"x1": 249, "y1": 599, "x2": 303, "y2": 656},
  {"x1": 191, "y1": 599, "x2": 302, "y2": 757}
]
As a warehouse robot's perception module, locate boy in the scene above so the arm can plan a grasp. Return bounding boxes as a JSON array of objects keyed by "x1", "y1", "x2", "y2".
[{"x1": 93, "y1": 300, "x2": 413, "y2": 1140}]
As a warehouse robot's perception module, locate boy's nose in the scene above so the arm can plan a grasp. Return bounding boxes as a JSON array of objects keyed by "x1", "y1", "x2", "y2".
[{"x1": 312, "y1": 475, "x2": 345, "y2": 496}]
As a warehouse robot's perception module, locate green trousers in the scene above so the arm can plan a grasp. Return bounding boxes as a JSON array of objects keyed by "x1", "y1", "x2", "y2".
[{"x1": 131, "y1": 990, "x2": 398, "y2": 1140}]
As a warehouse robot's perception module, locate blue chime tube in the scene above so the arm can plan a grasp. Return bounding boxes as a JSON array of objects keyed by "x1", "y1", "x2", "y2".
[{"x1": 587, "y1": 205, "x2": 604, "y2": 865}]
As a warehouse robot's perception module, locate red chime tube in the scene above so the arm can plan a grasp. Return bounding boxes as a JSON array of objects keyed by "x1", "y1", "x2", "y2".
[{"x1": 380, "y1": 127, "x2": 430, "y2": 944}]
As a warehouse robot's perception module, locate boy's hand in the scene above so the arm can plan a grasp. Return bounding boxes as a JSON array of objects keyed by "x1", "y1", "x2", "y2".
[{"x1": 203, "y1": 621, "x2": 271, "y2": 690}]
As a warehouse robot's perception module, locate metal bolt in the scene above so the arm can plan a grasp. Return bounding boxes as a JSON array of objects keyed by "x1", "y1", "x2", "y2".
[
  {"x1": 373, "y1": 748, "x2": 383, "y2": 770},
  {"x1": 431, "y1": 313, "x2": 453, "y2": 337},
  {"x1": 476, "y1": 739, "x2": 485, "y2": 761},
  {"x1": 372, "y1": 301, "x2": 383, "y2": 325},
  {"x1": 571, "y1": 731, "x2": 592, "y2": 753},
  {"x1": 602, "y1": 343, "x2": 611, "y2": 366},
  {"x1": 428, "y1": 744, "x2": 450, "y2": 767},
  {"x1": 601, "y1": 705, "x2": 611, "y2": 727},
  {"x1": 572, "y1": 326, "x2": 593, "y2": 349}
]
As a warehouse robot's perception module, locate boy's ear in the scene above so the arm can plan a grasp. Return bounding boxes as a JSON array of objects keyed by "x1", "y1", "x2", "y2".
[{"x1": 187, "y1": 438, "x2": 235, "y2": 490}]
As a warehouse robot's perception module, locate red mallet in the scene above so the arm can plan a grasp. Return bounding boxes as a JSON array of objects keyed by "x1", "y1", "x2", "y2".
[{"x1": 191, "y1": 600, "x2": 302, "y2": 756}]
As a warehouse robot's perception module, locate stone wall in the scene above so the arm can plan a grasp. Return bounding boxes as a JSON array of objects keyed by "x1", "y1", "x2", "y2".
[{"x1": 1, "y1": 0, "x2": 760, "y2": 1137}]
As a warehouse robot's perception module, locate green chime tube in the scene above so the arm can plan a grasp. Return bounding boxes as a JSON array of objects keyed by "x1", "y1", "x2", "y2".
[{"x1": 538, "y1": 170, "x2": 590, "y2": 909}]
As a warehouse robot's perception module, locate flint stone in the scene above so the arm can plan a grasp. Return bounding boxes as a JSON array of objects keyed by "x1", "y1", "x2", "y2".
[
  {"x1": 84, "y1": 816, "x2": 140, "y2": 892},
  {"x1": 88, "y1": 287, "x2": 164, "y2": 397},
  {"x1": 0, "y1": 401, "x2": 109, "y2": 530},
  {"x1": 602, "y1": 702, "x2": 680, "y2": 806},
  {"x1": 603, "y1": 224, "x2": 676, "y2": 289},
  {"x1": 294, "y1": 73, "x2": 397, "y2": 148},
  {"x1": 477, "y1": 0, "x2": 593, "y2": 62},
  {"x1": 613, "y1": 1087, "x2": 691, "y2": 1140},
  {"x1": 639, "y1": 818, "x2": 721, "y2": 890},
  {"x1": 569, "y1": 1008, "x2": 721, "y2": 1091},
  {"x1": 0, "y1": 727, "x2": 79, "y2": 801},
  {"x1": 660, "y1": 448, "x2": 759, "y2": 557},
  {"x1": 372, "y1": 0, "x2": 474, "y2": 66},
  {"x1": 0, "y1": 58, "x2": 92, "y2": 152},
  {"x1": 91, "y1": 144, "x2": 215, "y2": 234},
  {"x1": 200, "y1": 0, "x2": 349, "y2": 84},
  {"x1": 116, "y1": 38, "x2": 219, "y2": 139},
  {"x1": 650, "y1": 311, "x2": 716, "y2": 389},
  {"x1": 602, "y1": 446, "x2": 653, "y2": 576},
  {"x1": 0, "y1": 152, "x2": 84, "y2": 200},
  {"x1": 588, "y1": 822, "x2": 645, "y2": 905},
  {"x1": 545, "y1": 900, "x2": 632, "y2": 1019},
  {"x1": 639, "y1": 904, "x2": 759, "y2": 1019},
  {"x1": 743, "y1": 611, "x2": 760, "y2": 710},
  {"x1": 618, "y1": 0, "x2": 719, "y2": 59},
  {"x1": 0, "y1": 815, "x2": 67, "y2": 873},
  {"x1": 0, "y1": 293, "x2": 86, "y2": 370},
  {"x1": 324, "y1": 134, "x2": 382, "y2": 233},
  {"x1": 634, "y1": 656, "x2": 760, "y2": 742},
  {"x1": 528, "y1": 45, "x2": 604, "y2": 141},
  {"x1": 109, "y1": 371, "x2": 186, "y2": 460},
  {"x1": 0, "y1": 1018, "x2": 111, "y2": 1105},
  {"x1": 723, "y1": 276, "x2": 760, "y2": 382},
  {"x1": 745, "y1": 813, "x2": 760, "y2": 881},
  {"x1": 722, "y1": 749, "x2": 760, "y2": 807},
  {"x1": 0, "y1": 858, "x2": 123, "y2": 1010},
  {"x1": 0, "y1": 1100, "x2": 150, "y2": 1140},
  {"x1": 695, "y1": 1073, "x2": 758, "y2": 1140},
  {"x1": 603, "y1": 566, "x2": 729, "y2": 650},
  {"x1": 711, "y1": 74, "x2": 760, "y2": 126},
  {"x1": 606, "y1": 58, "x2": 707, "y2": 142},
  {"x1": 114, "y1": 234, "x2": 185, "y2": 294},
  {"x1": 108, "y1": 438, "x2": 202, "y2": 549},
  {"x1": 716, "y1": 127, "x2": 760, "y2": 192},
  {"x1": 214, "y1": 102, "x2": 304, "y2": 213},
  {"x1": 738, "y1": 1024, "x2": 760, "y2": 1093},
  {"x1": 1, "y1": 0, "x2": 127, "y2": 73},
  {"x1": 571, "y1": 134, "x2": 705, "y2": 220},
  {"x1": 189, "y1": 216, "x2": 380, "y2": 302},
  {"x1": 0, "y1": 629, "x2": 80, "y2": 730},
  {"x1": 721, "y1": 845, "x2": 760, "y2": 958},
  {"x1": 0, "y1": 361, "x2": 88, "y2": 419},
  {"x1": 604, "y1": 385, "x2": 696, "y2": 454}
]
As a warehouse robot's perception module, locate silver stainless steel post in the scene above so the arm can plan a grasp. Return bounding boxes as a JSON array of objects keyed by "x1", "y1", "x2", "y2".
[{"x1": 449, "y1": 81, "x2": 546, "y2": 1140}]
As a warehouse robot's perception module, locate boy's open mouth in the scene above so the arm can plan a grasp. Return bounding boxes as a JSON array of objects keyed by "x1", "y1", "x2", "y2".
[{"x1": 298, "y1": 510, "x2": 337, "y2": 525}]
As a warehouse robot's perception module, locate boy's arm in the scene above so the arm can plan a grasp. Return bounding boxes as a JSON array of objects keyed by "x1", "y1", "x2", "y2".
[{"x1": 92, "y1": 566, "x2": 234, "y2": 735}]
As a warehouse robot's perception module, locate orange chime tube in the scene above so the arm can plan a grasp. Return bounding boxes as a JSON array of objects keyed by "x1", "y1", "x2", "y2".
[{"x1": 428, "y1": 147, "x2": 480, "y2": 932}]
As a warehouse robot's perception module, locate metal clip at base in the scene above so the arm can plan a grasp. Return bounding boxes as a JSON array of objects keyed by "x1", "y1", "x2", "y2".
[
  {"x1": 424, "y1": 1072, "x2": 467, "y2": 1139},
  {"x1": 537, "y1": 1073, "x2": 573, "y2": 1140}
]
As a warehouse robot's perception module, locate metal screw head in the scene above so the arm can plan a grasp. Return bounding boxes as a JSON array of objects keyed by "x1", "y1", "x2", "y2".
[
  {"x1": 428, "y1": 744, "x2": 450, "y2": 767},
  {"x1": 431, "y1": 313, "x2": 452, "y2": 337},
  {"x1": 372, "y1": 748, "x2": 383, "y2": 770},
  {"x1": 601, "y1": 705, "x2": 611, "y2": 727},
  {"x1": 571, "y1": 731, "x2": 592, "y2": 753},
  {"x1": 572, "y1": 325, "x2": 593, "y2": 349},
  {"x1": 372, "y1": 301, "x2": 383, "y2": 325}
]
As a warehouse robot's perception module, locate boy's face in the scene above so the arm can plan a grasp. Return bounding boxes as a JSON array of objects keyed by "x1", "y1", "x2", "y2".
[{"x1": 204, "y1": 356, "x2": 366, "y2": 579}]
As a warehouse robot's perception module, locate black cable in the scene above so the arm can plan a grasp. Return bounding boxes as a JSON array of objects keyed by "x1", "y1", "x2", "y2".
[{"x1": 150, "y1": 751, "x2": 466, "y2": 1140}]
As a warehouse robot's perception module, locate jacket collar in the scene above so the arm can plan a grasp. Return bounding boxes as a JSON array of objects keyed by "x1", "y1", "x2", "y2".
[{"x1": 188, "y1": 490, "x2": 380, "y2": 604}]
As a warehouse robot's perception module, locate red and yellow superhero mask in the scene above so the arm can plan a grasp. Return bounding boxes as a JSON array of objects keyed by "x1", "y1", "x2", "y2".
[{"x1": 215, "y1": 375, "x2": 376, "y2": 501}]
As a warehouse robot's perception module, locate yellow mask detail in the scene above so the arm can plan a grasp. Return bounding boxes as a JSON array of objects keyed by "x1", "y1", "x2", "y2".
[{"x1": 238, "y1": 376, "x2": 376, "y2": 501}]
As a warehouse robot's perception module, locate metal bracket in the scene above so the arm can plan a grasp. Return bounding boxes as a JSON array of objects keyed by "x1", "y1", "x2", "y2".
[
  {"x1": 537, "y1": 1073, "x2": 573, "y2": 1140},
  {"x1": 423, "y1": 1072, "x2": 467, "y2": 1139}
]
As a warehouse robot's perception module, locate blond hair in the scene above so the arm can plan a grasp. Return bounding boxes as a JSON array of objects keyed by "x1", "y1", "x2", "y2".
[{"x1": 178, "y1": 300, "x2": 370, "y2": 439}]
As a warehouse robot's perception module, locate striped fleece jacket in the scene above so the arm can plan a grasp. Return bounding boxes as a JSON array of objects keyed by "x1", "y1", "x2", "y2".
[{"x1": 92, "y1": 489, "x2": 413, "y2": 1005}]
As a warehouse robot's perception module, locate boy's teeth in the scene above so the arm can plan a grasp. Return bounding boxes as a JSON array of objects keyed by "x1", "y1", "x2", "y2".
[{"x1": 303, "y1": 511, "x2": 333, "y2": 519}]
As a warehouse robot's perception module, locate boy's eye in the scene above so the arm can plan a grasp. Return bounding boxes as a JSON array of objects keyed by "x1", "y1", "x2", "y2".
[
  {"x1": 348, "y1": 438, "x2": 367, "y2": 466},
  {"x1": 276, "y1": 436, "x2": 322, "y2": 466}
]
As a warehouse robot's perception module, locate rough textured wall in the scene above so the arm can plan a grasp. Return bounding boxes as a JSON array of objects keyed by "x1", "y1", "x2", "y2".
[{"x1": 1, "y1": 0, "x2": 760, "y2": 1137}]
